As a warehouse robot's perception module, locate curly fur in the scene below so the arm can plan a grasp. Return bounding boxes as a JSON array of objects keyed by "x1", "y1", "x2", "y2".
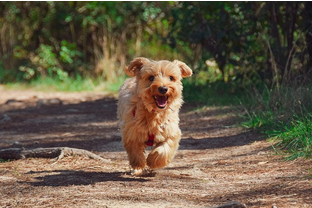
[{"x1": 117, "y1": 57, "x2": 192, "y2": 176}]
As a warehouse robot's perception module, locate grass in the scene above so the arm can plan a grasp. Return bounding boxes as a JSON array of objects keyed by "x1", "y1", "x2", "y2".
[
  {"x1": 244, "y1": 111, "x2": 312, "y2": 160},
  {"x1": 269, "y1": 113, "x2": 312, "y2": 160},
  {"x1": 0, "y1": 159, "x2": 10, "y2": 163},
  {"x1": 241, "y1": 84, "x2": 312, "y2": 160},
  {"x1": 241, "y1": 108, "x2": 275, "y2": 130},
  {"x1": 5, "y1": 75, "x2": 126, "y2": 93}
]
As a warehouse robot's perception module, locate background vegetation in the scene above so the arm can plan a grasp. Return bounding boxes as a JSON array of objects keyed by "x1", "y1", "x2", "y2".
[{"x1": 1, "y1": 2, "x2": 312, "y2": 159}]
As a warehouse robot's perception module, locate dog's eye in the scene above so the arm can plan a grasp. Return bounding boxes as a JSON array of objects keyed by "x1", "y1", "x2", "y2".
[
  {"x1": 149, "y1": 76, "x2": 155, "y2": 82},
  {"x1": 169, "y1": 76, "x2": 174, "y2": 81}
]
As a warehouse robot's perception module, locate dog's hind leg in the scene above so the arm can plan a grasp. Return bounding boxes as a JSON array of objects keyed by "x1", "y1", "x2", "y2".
[{"x1": 146, "y1": 137, "x2": 180, "y2": 170}]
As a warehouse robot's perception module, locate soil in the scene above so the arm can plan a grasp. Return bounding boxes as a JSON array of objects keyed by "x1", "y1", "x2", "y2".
[{"x1": 0, "y1": 85, "x2": 311, "y2": 208}]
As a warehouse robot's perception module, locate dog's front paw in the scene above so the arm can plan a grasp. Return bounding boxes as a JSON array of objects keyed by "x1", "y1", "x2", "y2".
[
  {"x1": 131, "y1": 168, "x2": 144, "y2": 176},
  {"x1": 147, "y1": 150, "x2": 168, "y2": 169},
  {"x1": 131, "y1": 167, "x2": 155, "y2": 177}
]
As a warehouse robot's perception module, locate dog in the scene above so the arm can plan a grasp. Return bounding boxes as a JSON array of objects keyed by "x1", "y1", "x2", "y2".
[{"x1": 117, "y1": 57, "x2": 192, "y2": 176}]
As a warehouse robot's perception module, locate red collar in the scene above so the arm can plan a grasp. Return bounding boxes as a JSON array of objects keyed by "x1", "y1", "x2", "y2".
[{"x1": 146, "y1": 134, "x2": 154, "y2": 146}]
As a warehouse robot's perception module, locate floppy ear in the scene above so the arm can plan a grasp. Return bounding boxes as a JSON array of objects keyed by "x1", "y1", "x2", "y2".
[
  {"x1": 173, "y1": 60, "x2": 193, "y2": 78},
  {"x1": 125, "y1": 57, "x2": 150, "y2": 77}
]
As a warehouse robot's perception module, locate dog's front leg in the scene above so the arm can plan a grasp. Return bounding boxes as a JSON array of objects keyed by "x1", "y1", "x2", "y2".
[
  {"x1": 146, "y1": 134, "x2": 180, "y2": 170},
  {"x1": 123, "y1": 137, "x2": 147, "y2": 175}
]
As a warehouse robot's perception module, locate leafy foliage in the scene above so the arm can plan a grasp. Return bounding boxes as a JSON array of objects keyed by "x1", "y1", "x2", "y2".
[
  {"x1": 168, "y1": 2, "x2": 312, "y2": 87},
  {"x1": 1, "y1": 2, "x2": 311, "y2": 86}
]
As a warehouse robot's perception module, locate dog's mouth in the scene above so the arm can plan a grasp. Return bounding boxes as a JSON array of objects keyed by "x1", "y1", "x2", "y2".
[{"x1": 153, "y1": 95, "x2": 168, "y2": 109}]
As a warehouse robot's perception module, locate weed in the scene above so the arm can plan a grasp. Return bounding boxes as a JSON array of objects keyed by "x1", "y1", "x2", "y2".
[
  {"x1": 14, "y1": 164, "x2": 21, "y2": 177},
  {"x1": 0, "y1": 158, "x2": 10, "y2": 163},
  {"x1": 270, "y1": 113, "x2": 312, "y2": 160},
  {"x1": 241, "y1": 83, "x2": 312, "y2": 160},
  {"x1": 240, "y1": 104, "x2": 277, "y2": 131}
]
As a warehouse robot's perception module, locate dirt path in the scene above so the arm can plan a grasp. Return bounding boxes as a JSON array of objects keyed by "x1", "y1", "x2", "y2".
[{"x1": 0, "y1": 86, "x2": 311, "y2": 208}]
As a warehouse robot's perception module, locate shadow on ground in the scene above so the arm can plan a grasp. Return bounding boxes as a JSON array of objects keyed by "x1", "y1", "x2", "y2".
[
  {"x1": 1, "y1": 96, "x2": 266, "y2": 153},
  {"x1": 23, "y1": 170, "x2": 149, "y2": 187}
]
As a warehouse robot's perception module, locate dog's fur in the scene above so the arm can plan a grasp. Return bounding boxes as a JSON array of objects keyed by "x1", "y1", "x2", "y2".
[{"x1": 117, "y1": 57, "x2": 192, "y2": 176}]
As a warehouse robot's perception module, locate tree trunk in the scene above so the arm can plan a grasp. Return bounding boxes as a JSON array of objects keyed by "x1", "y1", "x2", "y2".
[
  {"x1": 305, "y1": 2, "x2": 312, "y2": 76},
  {"x1": 269, "y1": 3, "x2": 282, "y2": 80},
  {"x1": 283, "y1": 2, "x2": 298, "y2": 83}
]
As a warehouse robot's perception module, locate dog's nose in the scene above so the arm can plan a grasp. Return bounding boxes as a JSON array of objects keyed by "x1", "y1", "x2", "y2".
[{"x1": 158, "y1": 86, "x2": 168, "y2": 94}]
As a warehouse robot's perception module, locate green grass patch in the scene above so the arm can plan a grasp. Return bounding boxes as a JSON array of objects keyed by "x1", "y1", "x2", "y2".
[
  {"x1": 269, "y1": 113, "x2": 312, "y2": 160},
  {"x1": 240, "y1": 84, "x2": 312, "y2": 160},
  {"x1": 5, "y1": 75, "x2": 126, "y2": 93},
  {"x1": 241, "y1": 108, "x2": 275, "y2": 130},
  {"x1": 0, "y1": 158, "x2": 10, "y2": 163}
]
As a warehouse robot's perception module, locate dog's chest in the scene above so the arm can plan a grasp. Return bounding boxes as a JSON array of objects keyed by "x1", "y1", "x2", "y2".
[
  {"x1": 131, "y1": 108, "x2": 179, "y2": 139},
  {"x1": 153, "y1": 118, "x2": 169, "y2": 133},
  {"x1": 149, "y1": 113, "x2": 178, "y2": 136}
]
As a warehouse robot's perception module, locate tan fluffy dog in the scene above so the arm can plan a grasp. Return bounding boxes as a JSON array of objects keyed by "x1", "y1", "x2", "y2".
[{"x1": 117, "y1": 57, "x2": 192, "y2": 176}]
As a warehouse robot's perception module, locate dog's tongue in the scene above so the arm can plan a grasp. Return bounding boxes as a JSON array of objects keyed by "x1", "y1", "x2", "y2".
[{"x1": 156, "y1": 95, "x2": 167, "y2": 108}]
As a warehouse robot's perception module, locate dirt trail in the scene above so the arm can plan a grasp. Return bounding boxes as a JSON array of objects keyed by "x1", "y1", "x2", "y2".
[{"x1": 0, "y1": 86, "x2": 311, "y2": 208}]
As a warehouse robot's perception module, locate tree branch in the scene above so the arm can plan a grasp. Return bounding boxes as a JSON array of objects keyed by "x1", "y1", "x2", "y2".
[{"x1": 0, "y1": 147, "x2": 110, "y2": 164}]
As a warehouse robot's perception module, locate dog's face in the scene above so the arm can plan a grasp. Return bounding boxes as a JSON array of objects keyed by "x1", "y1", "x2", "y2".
[{"x1": 126, "y1": 57, "x2": 192, "y2": 112}]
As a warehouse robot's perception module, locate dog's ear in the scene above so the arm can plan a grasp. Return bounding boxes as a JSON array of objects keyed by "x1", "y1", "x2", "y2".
[
  {"x1": 173, "y1": 60, "x2": 193, "y2": 78},
  {"x1": 125, "y1": 57, "x2": 150, "y2": 77}
]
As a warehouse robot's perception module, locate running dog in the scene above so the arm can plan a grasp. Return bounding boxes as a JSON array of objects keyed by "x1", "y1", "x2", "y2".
[{"x1": 117, "y1": 57, "x2": 192, "y2": 176}]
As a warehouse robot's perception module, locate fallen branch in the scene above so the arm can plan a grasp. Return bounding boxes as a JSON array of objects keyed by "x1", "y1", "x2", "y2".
[{"x1": 0, "y1": 147, "x2": 110, "y2": 164}]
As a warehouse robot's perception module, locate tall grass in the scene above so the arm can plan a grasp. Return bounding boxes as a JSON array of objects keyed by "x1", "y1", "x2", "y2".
[
  {"x1": 242, "y1": 84, "x2": 312, "y2": 160},
  {"x1": 269, "y1": 113, "x2": 312, "y2": 160}
]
